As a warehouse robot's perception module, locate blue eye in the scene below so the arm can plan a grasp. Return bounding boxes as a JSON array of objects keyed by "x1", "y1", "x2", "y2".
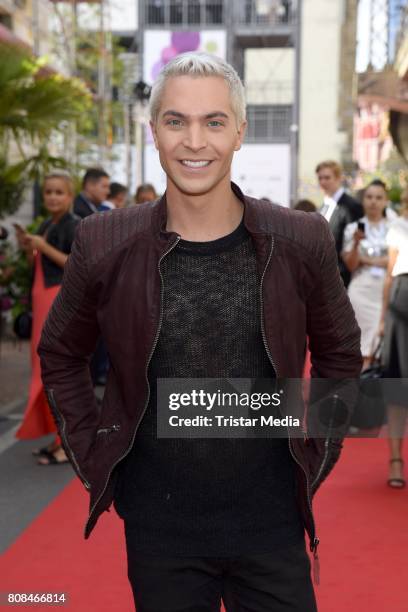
[{"x1": 167, "y1": 119, "x2": 182, "y2": 126}]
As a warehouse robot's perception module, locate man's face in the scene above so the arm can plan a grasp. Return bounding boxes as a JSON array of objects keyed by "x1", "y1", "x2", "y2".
[
  {"x1": 150, "y1": 76, "x2": 246, "y2": 197},
  {"x1": 85, "y1": 177, "x2": 110, "y2": 205},
  {"x1": 317, "y1": 168, "x2": 341, "y2": 197}
]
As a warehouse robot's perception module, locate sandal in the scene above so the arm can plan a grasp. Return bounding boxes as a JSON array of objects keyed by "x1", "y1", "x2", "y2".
[
  {"x1": 32, "y1": 445, "x2": 55, "y2": 457},
  {"x1": 387, "y1": 458, "x2": 406, "y2": 489},
  {"x1": 37, "y1": 447, "x2": 69, "y2": 466}
]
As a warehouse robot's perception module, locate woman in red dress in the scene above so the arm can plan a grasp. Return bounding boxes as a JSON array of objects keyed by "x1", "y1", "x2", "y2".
[{"x1": 15, "y1": 172, "x2": 79, "y2": 465}]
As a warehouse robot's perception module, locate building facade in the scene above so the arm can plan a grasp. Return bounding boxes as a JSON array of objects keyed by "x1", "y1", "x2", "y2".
[
  {"x1": 0, "y1": 0, "x2": 49, "y2": 54},
  {"x1": 298, "y1": 0, "x2": 359, "y2": 201},
  {"x1": 353, "y1": 0, "x2": 408, "y2": 172}
]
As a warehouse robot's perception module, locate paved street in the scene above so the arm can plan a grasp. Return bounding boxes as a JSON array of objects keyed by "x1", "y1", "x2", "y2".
[
  {"x1": 0, "y1": 338, "x2": 75, "y2": 553},
  {"x1": 0, "y1": 339, "x2": 29, "y2": 411},
  {"x1": 0, "y1": 338, "x2": 30, "y2": 456}
]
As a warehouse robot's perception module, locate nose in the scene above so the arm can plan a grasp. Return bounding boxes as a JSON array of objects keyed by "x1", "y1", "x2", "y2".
[{"x1": 183, "y1": 124, "x2": 207, "y2": 152}]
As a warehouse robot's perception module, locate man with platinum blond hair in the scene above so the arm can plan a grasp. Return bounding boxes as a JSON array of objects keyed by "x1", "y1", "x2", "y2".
[{"x1": 39, "y1": 52, "x2": 361, "y2": 611}]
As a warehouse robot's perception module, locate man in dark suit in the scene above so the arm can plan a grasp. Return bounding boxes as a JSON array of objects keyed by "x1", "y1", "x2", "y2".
[
  {"x1": 73, "y1": 167, "x2": 111, "y2": 385},
  {"x1": 316, "y1": 160, "x2": 363, "y2": 287},
  {"x1": 73, "y1": 168, "x2": 110, "y2": 219}
]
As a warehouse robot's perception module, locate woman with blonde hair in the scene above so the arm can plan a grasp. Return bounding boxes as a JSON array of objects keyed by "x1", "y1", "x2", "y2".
[
  {"x1": 380, "y1": 186, "x2": 408, "y2": 488},
  {"x1": 15, "y1": 172, "x2": 79, "y2": 465}
]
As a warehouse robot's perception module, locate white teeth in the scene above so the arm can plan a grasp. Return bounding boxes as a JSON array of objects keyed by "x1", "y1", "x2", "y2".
[{"x1": 181, "y1": 160, "x2": 211, "y2": 168}]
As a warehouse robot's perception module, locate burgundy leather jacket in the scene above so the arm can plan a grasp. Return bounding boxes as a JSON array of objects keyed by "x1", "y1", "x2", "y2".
[{"x1": 38, "y1": 183, "x2": 362, "y2": 559}]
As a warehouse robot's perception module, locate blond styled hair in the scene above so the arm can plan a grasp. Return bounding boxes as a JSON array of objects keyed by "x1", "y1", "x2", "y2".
[
  {"x1": 315, "y1": 160, "x2": 342, "y2": 179},
  {"x1": 149, "y1": 52, "x2": 246, "y2": 128},
  {"x1": 43, "y1": 171, "x2": 75, "y2": 196}
]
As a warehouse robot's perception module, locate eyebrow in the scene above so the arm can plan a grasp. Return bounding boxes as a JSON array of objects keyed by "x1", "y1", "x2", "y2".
[{"x1": 162, "y1": 110, "x2": 229, "y2": 120}]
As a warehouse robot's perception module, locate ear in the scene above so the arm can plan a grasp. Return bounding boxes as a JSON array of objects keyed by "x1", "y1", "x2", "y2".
[
  {"x1": 234, "y1": 120, "x2": 247, "y2": 151},
  {"x1": 150, "y1": 120, "x2": 159, "y2": 150}
]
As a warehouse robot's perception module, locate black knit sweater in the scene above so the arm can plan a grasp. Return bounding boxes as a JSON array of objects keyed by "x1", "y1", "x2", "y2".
[{"x1": 114, "y1": 220, "x2": 303, "y2": 555}]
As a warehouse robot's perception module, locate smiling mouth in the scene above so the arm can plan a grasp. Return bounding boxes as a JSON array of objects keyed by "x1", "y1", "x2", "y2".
[{"x1": 180, "y1": 160, "x2": 213, "y2": 168}]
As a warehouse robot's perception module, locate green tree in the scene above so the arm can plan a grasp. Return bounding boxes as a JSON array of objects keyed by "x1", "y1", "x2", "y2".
[
  {"x1": 0, "y1": 41, "x2": 92, "y2": 218},
  {"x1": 50, "y1": 1, "x2": 126, "y2": 161}
]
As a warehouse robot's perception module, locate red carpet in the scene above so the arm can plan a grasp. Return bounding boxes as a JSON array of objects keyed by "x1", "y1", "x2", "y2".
[
  {"x1": 313, "y1": 437, "x2": 408, "y2": 611},
  {"x1": 1, "y1": 438, "x2": 407, "y2": 611},
  {"x1": 0, "y1": 480, "x2": 132, "y2": 611}
]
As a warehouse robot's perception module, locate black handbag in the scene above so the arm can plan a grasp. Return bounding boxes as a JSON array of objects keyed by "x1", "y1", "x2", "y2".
[
  {"x1": 13, "y1": 310, "x2": 32, "y2": 340},
  {"x1": 351, "y1": 340, "x2": 386, "y2": 430}
]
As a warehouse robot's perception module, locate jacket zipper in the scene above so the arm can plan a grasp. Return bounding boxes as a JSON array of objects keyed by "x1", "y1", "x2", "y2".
[
  {"x1": 310, "y1": 394, "x2": 337, "y2": 490},
  {"x1": 258, "y1": 236, "x2": 319, "y2": 560},
  {"x1": 47, "y1": 389, "x2": 91, "y2": 490},
  {"x1": 310, "y1": 440, "x2": 329, "y2": 490},
  {"x1": 96, "y1": 425, "x2": 121, "y2": 435},
  {"x1": 85, "y1": 235, "x2": 181, "y2": 533}
]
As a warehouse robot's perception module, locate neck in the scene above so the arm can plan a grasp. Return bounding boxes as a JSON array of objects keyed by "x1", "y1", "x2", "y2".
[
  {"x1": 50, "y1": 211, "x2": 67, "y2": 223},
  {"x1": 326, "y1": 185, "x2": 342, "y2": 198},
  {"x1": 83, "y1": 190, "x2": 96, "y2": 205},
  {"x1": 366, "y1": 214, "x2": 383, "y2": 223},
  {"x1": 165, "y1": 175, "x2": 244, "y2": 241}
]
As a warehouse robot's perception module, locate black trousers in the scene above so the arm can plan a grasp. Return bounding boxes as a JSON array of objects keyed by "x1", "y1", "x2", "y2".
[
  {"x1": 89, "y1": 336, "x2": 109, "y2": 385},
  {"x1": 125, "y1": 536, "x2": 317, "y2": 612}
]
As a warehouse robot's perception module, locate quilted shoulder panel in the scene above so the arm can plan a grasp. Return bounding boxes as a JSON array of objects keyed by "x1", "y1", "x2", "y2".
[{"x1": 80, "y1": 202, "x2": 157, "y2": 266}]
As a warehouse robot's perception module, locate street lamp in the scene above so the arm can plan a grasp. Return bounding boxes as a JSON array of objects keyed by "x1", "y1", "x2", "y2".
[{"x1": 132, "y1": 79, "x2": 151, "y2": 187}]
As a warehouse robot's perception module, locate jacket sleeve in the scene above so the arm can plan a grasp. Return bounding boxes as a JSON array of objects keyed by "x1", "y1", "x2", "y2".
[
  {"x1": 38, "y1": 220, "x2": 100, "y2": 489},
  {"x1": 306, "y1": 214, "x2": 362, "y2": 493}
]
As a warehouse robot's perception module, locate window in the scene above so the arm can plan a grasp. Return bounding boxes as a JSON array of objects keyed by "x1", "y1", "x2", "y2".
[
  {"x1": 205, "y1": 1, "x2": 223, "y2": 24},
  {"x1": 241, "y1": 0, "x2": 293, "y2": 26},
  {"x1": 145, "y1": 0, "x2": 224, "y2": 26},
  {"x1": 245, "y1": 105, "x2": 292, "y2": 143},
  {"x1": 146, "y1": 0, "x2": 165, "y2": 25},
  {"x1": 0, "y1": 14, "x2": 13, "y2": 29}
]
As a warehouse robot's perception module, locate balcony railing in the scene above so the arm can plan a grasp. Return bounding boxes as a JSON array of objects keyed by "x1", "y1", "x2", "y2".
[
  {"x1": 245, "y1": 104, "x2": 292, "y2": 143},
  {"x1": 236, "y1": 0, "x2": 296, "y2": 27},
  {"x1": 145, "y1": 0, "x2": 224, "y2": 27}
]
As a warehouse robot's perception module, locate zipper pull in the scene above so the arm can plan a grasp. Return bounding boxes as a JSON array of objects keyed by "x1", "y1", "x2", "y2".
[{"x1": 310, "y1": 537, "x2": 320, "y2": 586}]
